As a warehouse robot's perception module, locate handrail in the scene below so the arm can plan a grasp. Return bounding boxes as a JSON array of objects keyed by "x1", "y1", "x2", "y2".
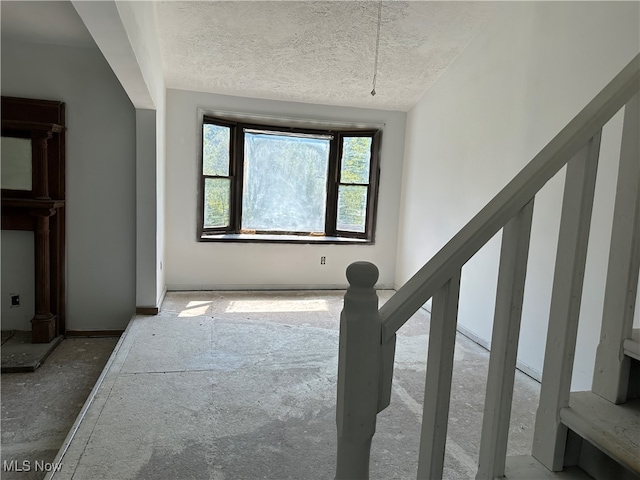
[
  {"x1": 380, "y1": 53, "x2": 640, "y2": 342},
  {"x1": 336, "y1": 54, "x2": 640, "y2": 480}
]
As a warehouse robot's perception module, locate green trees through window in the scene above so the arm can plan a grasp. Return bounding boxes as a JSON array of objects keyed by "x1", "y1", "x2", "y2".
[
  {"x1": 242, "y1": 131, "x2": 330, "y2": 232},
  {"x1": 203, "y1": 124, "x2": 231, "y2": 228},
  {"x1": 199, "y1": 117, "x2": 380, "y2": 242},
  {"x1": 338, "y1": 137, "x2": 372, "y2": 233}
]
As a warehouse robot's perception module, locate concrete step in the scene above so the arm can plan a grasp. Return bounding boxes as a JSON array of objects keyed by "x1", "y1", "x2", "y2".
[
  {"x1": 560, "y1": 391, "x2": 640, "y2": 475},
  {"x1": 623, "y1": 328, "x2": 640, "y2": 361},
  {"x1": 504, "y1": 455, "x2": 592, "y2": 479}
]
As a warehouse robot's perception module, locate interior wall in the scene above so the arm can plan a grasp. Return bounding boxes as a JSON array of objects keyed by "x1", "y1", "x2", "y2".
[
  {"x1": 114, "y1": 0, "x2": 167, "y2": 308},
  {"x1": 115, "y1": 0, "x2": 165, "y2": 107},
  {"x1": 396, "y1": 1, "x2": 639, "y2": 390},
  {"x1": 136, "y1": 109, "x2": 158, "y2": 308},
  {"x1": 1, "y1": 39, "x2": 137, "y2": 331},
  {"x1": 1, "y1": 231, "x2": 35, "y2": 329},
  {"x1": 165, "y1": 89, "x2": 406, "y2": 290},
  {"x1": 156, "y1": 99, "x2": 167, "y2": 305}
]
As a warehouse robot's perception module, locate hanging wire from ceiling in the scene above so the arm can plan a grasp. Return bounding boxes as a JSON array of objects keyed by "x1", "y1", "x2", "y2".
[{"x1": 371, "y1": 0, "x2": 383, "y2": 96}]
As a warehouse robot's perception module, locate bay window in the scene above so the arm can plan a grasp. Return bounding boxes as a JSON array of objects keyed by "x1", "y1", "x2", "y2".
[{"x1": 199, "y1": 116, "x2": 380, "y2": 243}]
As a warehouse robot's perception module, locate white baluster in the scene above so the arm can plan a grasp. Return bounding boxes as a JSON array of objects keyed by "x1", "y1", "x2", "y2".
[
  {"x1": 477, "y1": 199, "x2": 535, "y2": 479},
  {"x1": 592, "y1": 93, "x2": 640, "y2": 404},
  {"x1": 532, "y1": 131, "x2": 602, "y2": 471},
  {"x1": 417, "y1": 271, "x2": 462, "y2": 480}
]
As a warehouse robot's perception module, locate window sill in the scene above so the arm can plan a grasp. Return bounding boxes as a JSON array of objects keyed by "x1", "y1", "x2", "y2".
[{"x1": 199, "y1": 233, "x2": 371, "y2": 244}]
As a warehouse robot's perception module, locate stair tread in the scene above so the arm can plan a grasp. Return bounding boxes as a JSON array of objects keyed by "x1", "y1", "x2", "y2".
[
  {"x1": 560, "y1": 391, "x2": 640, "y2": 474},
  {"x1": 623, "y1": 328, "x2": 640, "y2": 361},
  {"x1": 504, "y1": 455, "x2": 592, "y2": 479}
]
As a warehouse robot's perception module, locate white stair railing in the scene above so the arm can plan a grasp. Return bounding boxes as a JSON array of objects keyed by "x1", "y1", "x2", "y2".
[
  {"x1": 530, "y1": 130, "x2": 602, "y2": 471},
  {"x1": 591, "y1": 92, "x2": 640, "y2": 405},
  {"x1": 476, "y1": 199, "x2": 534, "y2": 479},
  {"x1": 335, "y1": 53, "x2": 639, "y2": 480}
]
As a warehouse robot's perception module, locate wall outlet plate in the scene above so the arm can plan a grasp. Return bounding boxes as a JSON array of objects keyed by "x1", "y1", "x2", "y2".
[{"x1": 10, "y1": 294, "x2": 20, "y2": 307}]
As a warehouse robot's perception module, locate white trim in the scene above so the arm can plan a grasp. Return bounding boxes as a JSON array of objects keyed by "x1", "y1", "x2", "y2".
[
  {"x1": 200, "y1": 233, "x2": 368, "y2": 244},
  {"x1": 156, "y1": 285, "x2": 167, "y2": 309},
  {"x1": 197, "y1": 107, "x2": 385, "y2": 130}
]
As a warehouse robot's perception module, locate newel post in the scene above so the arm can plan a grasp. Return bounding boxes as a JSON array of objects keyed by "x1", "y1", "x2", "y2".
[{"x1": 335, "y1": 262, "x2": 382, "y2": 480}]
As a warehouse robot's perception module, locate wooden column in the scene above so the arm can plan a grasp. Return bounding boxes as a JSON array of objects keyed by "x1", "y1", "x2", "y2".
[
  {"x1": 30, "y1": 129, "x2": 56, "y2": 343},
  {"x1": 30, "y1": 208, "x2": 57, "y2": 343},
  {"x1": 32, "y1": 130, "x2": 52, "y2": 199}
]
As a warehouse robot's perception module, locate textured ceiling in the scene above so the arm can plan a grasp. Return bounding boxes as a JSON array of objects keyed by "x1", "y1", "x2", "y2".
[
  {"x1": 1, "y1": 1, "x2": 498, "y2": 112},
  {"x1": 155, "y1": 1, "x2": 498, "y2": 111}
]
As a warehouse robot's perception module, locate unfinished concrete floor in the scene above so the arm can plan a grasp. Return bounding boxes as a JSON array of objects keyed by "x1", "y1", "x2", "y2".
[
  {"x1": 1, "y1": 337, "x2": 120, "y2": 480},
  {"x1": 1, "y1": 331, "x2": 64, "y2": 373},
  {"x1": 41, "y1": 290, "x2": 541, "y2": 480}
]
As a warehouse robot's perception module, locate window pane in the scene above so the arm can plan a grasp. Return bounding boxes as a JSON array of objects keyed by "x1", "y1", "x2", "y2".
[
  {"x1": 203, "y1": 124, "x2": 230, "y2": 176},
  {"x1": 204, "y1": 178, "x2": 230, "y2": 228},
  {"x1": 340, "y1": 137, "x2": 372, "y2": 184},
  {"x1": 242, "y1": 132, "x2": 330, "y2": 232},
  {"x1": 337, "y1": 185, "x2": 367, "y2": 233}
]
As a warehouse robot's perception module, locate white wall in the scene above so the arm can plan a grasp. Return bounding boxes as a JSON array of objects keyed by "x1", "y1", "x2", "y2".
[
  {"x1": 115, "y1": 0, "x2": 167, "y2": 308},
  {"x1": 1, "y1": 40, "x2": 137, "y2": 331},
  {"x1": 133, "y1": 104, "x2": 166, "y2": 310},
  {"x1": 156, "y1": 100, "x2": 166, "y2": 305},
  {"x1": 135, "y1": 109, "x2": 159, "y2": 307},
  {"x1": 166, "y1": 89, "x2": 406, "y2": 290},
  {"x1": 74, "y1": 0, "x2": 167, "y2": 309},
  {"x1": 396, "y1": 2, "x2": 639, "y2": 390},
  {"x1": 1, "y1": 232, "x2": 35, "y2": 329},
  {"x1": 115, "y1": 1, "x2": 165, "y2": 107}
]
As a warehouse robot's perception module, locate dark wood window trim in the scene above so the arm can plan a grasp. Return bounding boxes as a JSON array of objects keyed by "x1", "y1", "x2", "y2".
[{"x1": 198, "y1": 116, "x2": 381, "y2": 244}]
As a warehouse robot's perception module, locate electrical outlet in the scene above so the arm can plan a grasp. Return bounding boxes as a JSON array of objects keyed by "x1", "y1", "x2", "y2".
[
  {"x1": 320, "y1": 256, "x2": 326, "y2": 265},
  {"x1": 10, "y1": 294, "x2": 20, "y2": 308}
]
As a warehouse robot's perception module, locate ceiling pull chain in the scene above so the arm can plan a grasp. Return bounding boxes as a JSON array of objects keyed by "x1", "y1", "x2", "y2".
[{"x1": 371, "y1": 0, "x2": 383, "y2": 97}]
